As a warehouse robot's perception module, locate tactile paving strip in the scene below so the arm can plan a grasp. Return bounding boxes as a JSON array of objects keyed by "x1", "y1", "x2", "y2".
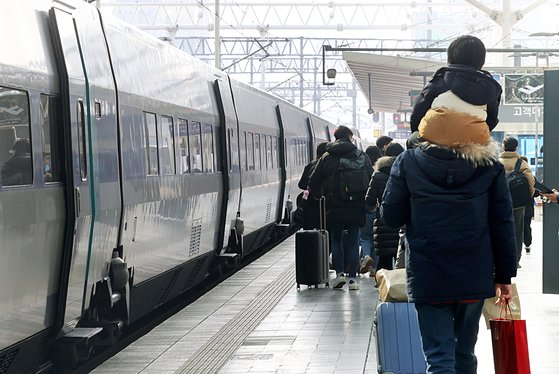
[{"x1": 176, "y1": 264, "x2": 296, "y2": 374}]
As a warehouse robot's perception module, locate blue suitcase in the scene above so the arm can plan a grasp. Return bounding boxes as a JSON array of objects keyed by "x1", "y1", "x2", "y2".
[{"x1": 374, "y1": 302, "x2": 426, "y2": 374}]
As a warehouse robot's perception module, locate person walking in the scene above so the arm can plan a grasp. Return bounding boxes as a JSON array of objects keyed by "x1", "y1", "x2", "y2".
[
  {"x1": 365, "y1": 142, "x2": 404, "y2": 271},
  {"x1": 375, "y1": 135, "x2": 393, "y2": 156},
  {"x1": 499, "y1": 137, "x2": 535, "y2": 268},
  {"x1": 309, "y1": 125, "x2": 373, "y2": 290},
  {"x1": 297, "y1": 142, "x2": 328, "y2": 230},
  {"x1": 381, "y1": 35, "x2": 517, "y2": 374},
  {"x1": 359, "y1": 145, "x2": 382, "y2": 275}
]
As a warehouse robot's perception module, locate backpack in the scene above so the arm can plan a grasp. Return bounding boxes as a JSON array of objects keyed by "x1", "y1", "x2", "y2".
[
  {"x1": 337, "y1": 149, "x2": 370, "y2": 201},
  {"x1": 506, "y1": 158, "x2": 532, "y2": 209}
]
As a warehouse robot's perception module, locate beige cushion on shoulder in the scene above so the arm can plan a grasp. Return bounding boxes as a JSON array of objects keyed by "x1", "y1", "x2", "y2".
[
  {"x1": 419, "y1": 108, "x2": 490, "y2": 146},
  {"x1": 432, "y1": 90, "x2": 488, "y2": 121}
]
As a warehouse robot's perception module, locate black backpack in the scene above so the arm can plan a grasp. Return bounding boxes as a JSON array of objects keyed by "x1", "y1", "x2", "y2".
[
  {"x1": 337, "y1": 149, "x2": 370, "y2": 201},
  {"x1": 506, "y1": 158, "x2": 532, "y2": 209}
]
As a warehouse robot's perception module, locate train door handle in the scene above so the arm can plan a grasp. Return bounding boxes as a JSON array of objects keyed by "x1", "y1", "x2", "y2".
[{"x1": 74, "y1": 187, "x2": 81, "y2": 218}]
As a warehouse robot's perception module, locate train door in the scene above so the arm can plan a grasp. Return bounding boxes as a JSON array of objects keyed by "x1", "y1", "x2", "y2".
[
  {"x1": 214, "y1": 78, "x2": 242, "y2": 252},
  {"x1": 49, "y1": 3, "x2": 122, "y2": 325}
]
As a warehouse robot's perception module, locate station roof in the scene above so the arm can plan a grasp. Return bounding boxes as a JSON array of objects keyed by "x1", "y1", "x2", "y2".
[
  {"x1": 342, "y1": 51, "x2": 553, "y2": 115},
  {"x1": 342, "y1": 51, "x2": 445, "y2": 114}
]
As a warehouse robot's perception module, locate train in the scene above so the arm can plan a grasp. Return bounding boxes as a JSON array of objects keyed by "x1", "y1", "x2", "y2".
[{"x1": 0, "y1": 1, "x2": 365, "y2": 372}]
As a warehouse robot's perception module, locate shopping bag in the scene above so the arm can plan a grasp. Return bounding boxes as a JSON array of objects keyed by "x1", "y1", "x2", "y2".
[
  {"x1": 375, "y1": 268, "x2": 408, "y2": 302},
  {"x1": 482, "y1": 283, "x2": 521, "y2": 329},
  {"x1": 490, "y1": 303, "x2": 531, "y2": 374}
]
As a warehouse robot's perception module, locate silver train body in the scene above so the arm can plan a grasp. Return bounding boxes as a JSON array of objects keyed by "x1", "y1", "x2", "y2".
[{"x1": 0, "y1": 1, "x2": 361, "y2": 372}]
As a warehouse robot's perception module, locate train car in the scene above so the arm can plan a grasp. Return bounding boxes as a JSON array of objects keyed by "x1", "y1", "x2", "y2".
[{"x1": 0, "y1": 1, "x2": 341, "y2": 372}]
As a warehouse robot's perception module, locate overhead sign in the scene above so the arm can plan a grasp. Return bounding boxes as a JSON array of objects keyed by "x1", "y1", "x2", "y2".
[
  {"x1": 504, "y1": 74, "x2": 544, "y2": 105},
  {"x1": 388, "y1": 131, "x2": 411, "y2": 140},
  {"x1": 498, "y1": 104, "x2": 543, "y2": 123}
]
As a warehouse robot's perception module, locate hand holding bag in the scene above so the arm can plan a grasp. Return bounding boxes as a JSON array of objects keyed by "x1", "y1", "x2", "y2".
[
  {"x1": 490, "y1": 302, "x2": 531, "y2": 374},
  {"x1": 483, "y1": 283, "x2": 521, "y2": 329}
]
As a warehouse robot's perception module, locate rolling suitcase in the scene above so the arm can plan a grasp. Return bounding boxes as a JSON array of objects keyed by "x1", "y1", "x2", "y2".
[
  {"x1": 295, "y1": 196, "x2": 329, "y2": 290},
  {"x1": 374, "y1": 302, "x2": 426, "y2": 374}
]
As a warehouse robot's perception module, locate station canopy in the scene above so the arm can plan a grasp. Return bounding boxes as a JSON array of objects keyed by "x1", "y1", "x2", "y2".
[{"x1": 342, "y1": 51, "x2": 445, "y2": 114}]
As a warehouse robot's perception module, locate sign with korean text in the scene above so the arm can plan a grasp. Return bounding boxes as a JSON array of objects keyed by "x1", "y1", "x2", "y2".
[{"x1": 504, "y1": 74, "x2": 544, "y2": 105}]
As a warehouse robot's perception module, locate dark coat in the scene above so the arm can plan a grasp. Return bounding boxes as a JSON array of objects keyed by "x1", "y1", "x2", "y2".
[
  {"x1": 410, "y1": 64, "x2": 502, "y2": 132},
  {"x1": 365, "y1": 156, "x2": 400, "y2": 256},
  {"x1": 309, "y1": 139, "x2": 373, "y2": 226},
  {"x1": 1, "y1": 154, "x2": 32, "y2": 186},
  {"x1": 298, "y1": 160, "x2": 321, "y2": 229},
  {"x1": 298, "y1": 160, "x2": 317, "y2": 191},
  {"x1": 380, "y1": 141, "x2": 517, "y2": 303}
]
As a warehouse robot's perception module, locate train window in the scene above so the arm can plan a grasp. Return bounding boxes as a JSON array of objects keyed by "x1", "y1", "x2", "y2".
[
  {"x1": 227, "y1": 128, "x2": 233, "y2": 172},
  {"x1": 177, "y1": 118, "x2": 190, "y2": 174},
  {"x1": 247, "y1": 132, "x2": 255, "y2": 171},
  {"x1": 202, "y1": 124, "x2": 214, "y2": 173},
  {"x1": 77, "y1": 100, "x2": 87, "y2": 180},
  {"x1": 240, "y1": 131, "x2": 247, "y2": 171},
  {"x1": 254, "y1": 134, "x2": 261, "y2": 170},
  {"x1": 94, "y1": 101, "x2": 101, "y2": 119},
  {"x1": 189, "y1": 122, "x2": 203, "y2": 173},
  {"x1": 272, "y1": 136, "x2": 278, "y2": 169},
  {"x1": 160, "y1": 115, "x2": 175, "y2": 175},
  {"x1": 40, "y1": 95, "x2": 61, "y2": 183},
  {"x1": 143, "y1": 112, "x2": 159, "y2": 175},
  {"x1": 262, "y1": 134, "x2": 268, "y2": 170},
  {"x1": 266, "y1": 135, "x2": 272, "y2": 169},
  {"x1": 0, "y1": 86, "x2": 32, "y2": 187},
  {"x1": 214, "y1": 125, "x2": 222, "y2": 172}
]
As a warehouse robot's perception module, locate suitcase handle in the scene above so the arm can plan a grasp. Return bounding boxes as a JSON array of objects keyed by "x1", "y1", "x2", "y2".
[{"x1": 319, "y1": 196, "x2": 326, "y2": 230}]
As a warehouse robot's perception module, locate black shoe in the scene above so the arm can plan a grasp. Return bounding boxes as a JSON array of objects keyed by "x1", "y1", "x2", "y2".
[{"x1": 525, "y1": 246, "x2": 531, "y2": 254}]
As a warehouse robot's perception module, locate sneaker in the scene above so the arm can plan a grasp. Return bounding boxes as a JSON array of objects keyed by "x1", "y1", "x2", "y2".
[
  {"x1": 348, "y1": 279, "x2": 359, "y2": 290},
  {"x1": 331, "y1": 274, "x2": 347, "y2": 289},
  {"x1": 369, "y1": 267, "x2": 376, "y2": 278},
  {"x1": 525, "y1": 246, "x2": 531, "y2": 254},
  {"x1": 360, "y1": 256, "x2": 373, "y2": 274}
]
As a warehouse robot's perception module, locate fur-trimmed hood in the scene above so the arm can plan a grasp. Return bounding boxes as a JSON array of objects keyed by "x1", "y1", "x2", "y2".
[
  {"x1": 411, "y1": 138, "x2": 501, "y2": 188},
  {"x1": 419, "y1": 138, "x2": 500, "y2": 167},
  {"x1": 374, "y1": 156, "x2": 396, "y2": 173}
]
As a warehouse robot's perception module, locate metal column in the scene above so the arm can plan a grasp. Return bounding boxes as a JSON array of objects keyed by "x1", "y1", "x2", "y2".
[{"x1": 543, "y1": 70, "x2": 559, "y2": 293}]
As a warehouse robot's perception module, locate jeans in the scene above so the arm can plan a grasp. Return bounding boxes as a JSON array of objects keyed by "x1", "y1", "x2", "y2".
[
  {"x1": 513, "y1": 207, "x2": 525, "y2": 265},
  {"x1": 415, "y1": 300, "x2": 484, "y2": 374},
  {"x1": 329, "y1": 222, "x2": 360, "y2": 278},
  {"x1": 523, "y1": 214, "x2": 532, "y2": 247}
]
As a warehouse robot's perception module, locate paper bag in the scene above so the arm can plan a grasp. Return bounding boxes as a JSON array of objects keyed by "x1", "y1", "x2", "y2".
[
  {"x1": 483, "y1": 283, "x2": 521, "y2": 329},
  {"x1": 490, "y1": 307, "x2": 531, "y2": 374},
  {"x1": 375, "y1": 268, "x2": 408, "y2": 302}
]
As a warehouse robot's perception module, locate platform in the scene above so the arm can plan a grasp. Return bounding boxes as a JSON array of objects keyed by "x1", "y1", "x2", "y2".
[{"x1": 93, "y1": 220, "x2": 559, "y2": 374}]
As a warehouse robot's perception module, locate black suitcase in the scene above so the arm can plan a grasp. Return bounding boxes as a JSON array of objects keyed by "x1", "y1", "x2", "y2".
[{"x1": 295, "y1": 197, "x2": 329, "y2": 290}]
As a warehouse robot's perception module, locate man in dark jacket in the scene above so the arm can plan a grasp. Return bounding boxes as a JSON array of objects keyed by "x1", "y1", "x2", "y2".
[
  {"x1": 381, "y1": 141, "x2": 517, "y2": 373},
  {"x1": 309, "y1": 126, "x2": 373, "y2": 290},
  {"x1": 365, "y1": 142, "x2": 404, "y2": 271},
  {"x1": 1, "y1": 138, "x2": 32, "y2": 186},
  {"x1": 297, "y1": 142, "x2": 328, "y2": 230}
]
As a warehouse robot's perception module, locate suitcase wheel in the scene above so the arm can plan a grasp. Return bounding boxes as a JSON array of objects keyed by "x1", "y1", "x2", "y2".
[{"x1": 297, "y1": 284, "x2": 300, "y2": 291}]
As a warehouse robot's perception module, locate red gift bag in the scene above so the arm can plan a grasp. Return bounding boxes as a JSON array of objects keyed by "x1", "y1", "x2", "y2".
[{"x1": 490, "y1": 303, "x2": 531, "y2": 374}]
